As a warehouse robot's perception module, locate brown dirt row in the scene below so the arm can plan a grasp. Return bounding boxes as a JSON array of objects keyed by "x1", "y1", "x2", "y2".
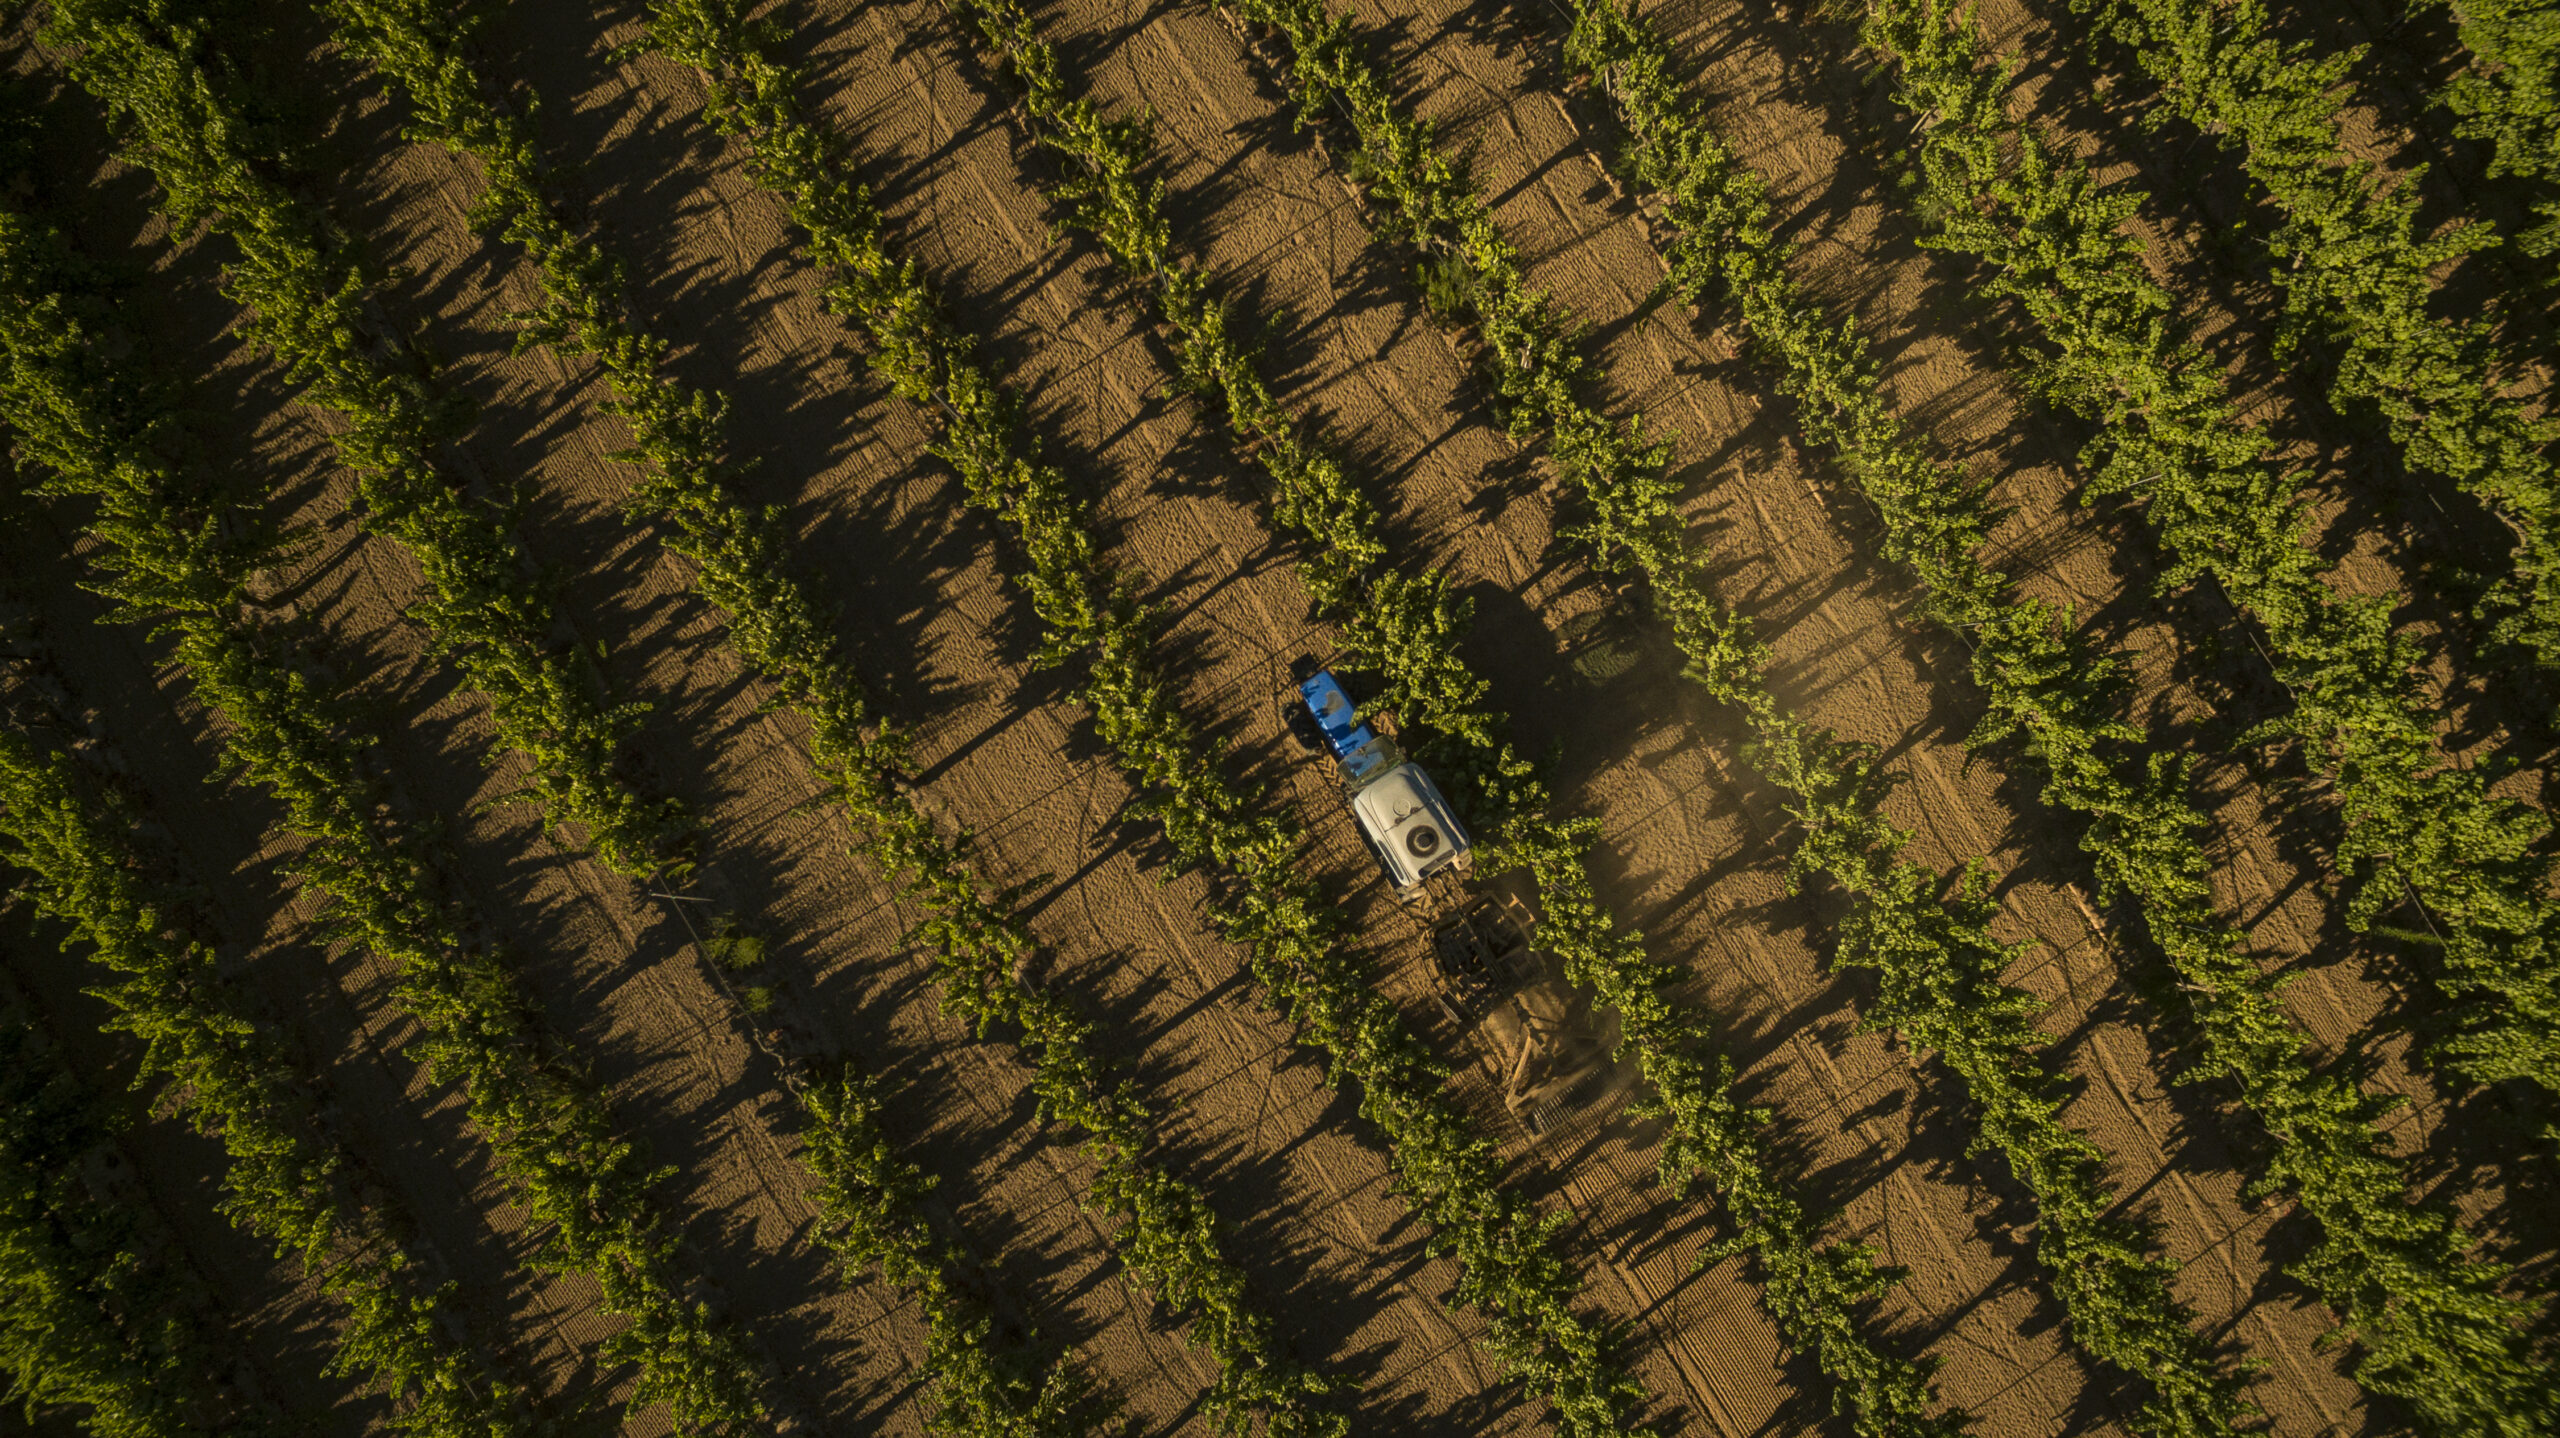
[
  {"x1": 2272, "y1": 0, "x2": 2560, "y2": 333},
  {"x1": 750, "y1": 0, "x2": 2368, "y2": 1434},
  {"x1": 1964, "y1": 0, "x2": 2560, "y2": 777},
  {"x1": 0, "y1": 847, "x2": 341, "y2": 1425},
  {"x1": 1839, "y1": 0, "x2": 2560, "y2": 1253},
  {"x1": 960, "y1": 0, "x2": 2551, "y2": 1426},
  {"x1": 748, "y1": 1, "x2": 2095, "y2": 1430},
  {"x1": 1408, "y1": 0, "x2": 2559, "y2": 1385},
  {"x1": 4, "y1": 0, "x2": 2548, "y2": 1434},
  {"x1": 14, "y1": 25, "x2": 1107, "y2": 1436},
  {"x1": 395, "y1": 0, "x2": 2548, "y2": 1426},
  {"x1": 0, "y1": 45, "x2": 640, "y2": 1420},
  {"x1": 1464, "y1": 0, "x2": 2539, "y2": 1212},
  {"x1": 432, "y1": 5, "x2": 1563, "y2": 1424},
  {"x1": 16, "y1": 4, "x2": 1606, "y2": 1434},
  {"x1": 366, "y1": 0, "x2": 2017, "y2": 1422}
]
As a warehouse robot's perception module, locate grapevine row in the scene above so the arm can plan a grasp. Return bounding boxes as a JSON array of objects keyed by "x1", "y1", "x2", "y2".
[
  {"x1": 0, "y1": 1005, "x2": 212, "y2": 1438},
  {"x1": 0, "y1": 199, "x2": 543, "y2": 1438},
  {"x1": 308, "y1": 0, "x2": 1342, "y2": 1428},
  {"x1": 58, "y1": 0, "x2": 1095, "y2": 1420},
  {"x1": 52, "y1": 0, "x2": 1097, "y2": 1419},
  {"x1": 632, "y1": 2, "x2": 1700, "y2": 1434},
  {"x1": 177, "y1": 0, "x2": 1116, "y2": 1421},
  {"x1": 1857, "y1": 2, "x2": 2554, "y2": 1426},
  {"x1": 916, "y1": 0, "x2": 2181, "y2": 1422},
  {"x1": 1196, "y1": 0, "x2": 2277, "y2": 1429},
  {"x1": 54, "y1": 0, "x2": 677, "y2": 879},
  {"x1": 2433, "y1": 0, "x2": 2560, "y2": 276},
  {"x1": 0, "y1": 698, "x2": 527, "y2": 1438},
  {"x1": 0, "y1": 248, "x2": 536, "y2": 1427},
  {"x1": 2064, "y1": 0, "x2": 2560, "y2": 688},
  {"x1": 10, "y1": 16, "x2": 776, "y2": 1417},
  {"x1": 1557, "y1": 0, "x2": 2555, "y2": 1432},
  {"x1": 224, "y1": 0, "x2": 1106, "y2": 1422},
  {"x1": 930, "y1": 0, "x2": 1996, "y2": 1431}
]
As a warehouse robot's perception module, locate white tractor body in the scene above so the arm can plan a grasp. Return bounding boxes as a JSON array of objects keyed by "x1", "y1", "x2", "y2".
[{"x1": 1350, "y1": 761, "x2": 1472, "y2": 890}]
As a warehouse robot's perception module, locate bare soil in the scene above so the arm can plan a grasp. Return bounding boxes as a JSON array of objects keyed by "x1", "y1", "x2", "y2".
[{"x1": 3, "y1": 0, "x2": 2550, "y2": 1434}]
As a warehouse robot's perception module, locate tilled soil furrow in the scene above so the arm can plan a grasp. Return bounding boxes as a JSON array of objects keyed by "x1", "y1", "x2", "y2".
[
  {"x1": 952, "y1": 2, "x2": 2170, "y2": 1422},
  {"x1": 1023, "y1": 0, "x2": 2184, "y2": 1429},
  {"x1": 0, "y1": 121, "x2": 672, "y2": 1425},
  {"x1": 325, "y1": 2, "x2": 1515, "y2": 1422},
  {"x1": 1080, "y1": 2, "x2": 2416, "y2": 1422},
  {"x1": 0, "y1": 0, "x2": 2531, "y2": 1431}
]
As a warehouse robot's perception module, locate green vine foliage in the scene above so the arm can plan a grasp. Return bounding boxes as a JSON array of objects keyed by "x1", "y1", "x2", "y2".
[
  {"x1": 0, "y1": 204, "x2": 536, "y2": 1438},
  {"x1": 36, "y1": 0, "x2": 1093, "y2": 1421},
  {"x1": 1846, "y1": 3, "x2": 2556, "y2": 1431},
  {"x1": 49, "y1": 0, "x2": 1081, "y2": 1418},
  {"x1": 2064, "y1": 0, "x2": 2560, "y2": 688},
  {"x1": 675, "y1": 0, "x2": 1688, "y2": 1432},
  {"x1": 0, "y1": 1014, "x2": 208, "y2": 1438},
  {"x1": 1192, "y1": 0, "x2": 2279, "y2": 1429},
  {"x1": 2430, "y1": 0, "x2": 2560, "y2": 273},
  {"x1": 1555, "y1": 0, "x2": 2555, "y2": 1432},
  {"x1": 47, "y1": 0, "x2": 680, "y2": 880},
  {"x1": 0, "y1": 80, "x2": 768, "y2": 1426},
  {"x1": 110, "y1": 0, "x2": 1099, "y2": 1420},
  {"x1": 0, "y1": 718, "x2": 528, "y2": 1438},
  {"x1": 630, "y1": 1, "x2": 1714, "y2": 1433},
  {"x1": 312, "y1": 0, "x2": 1320, "y2": 1429},
  {"x1": 795, "y1": 1070, "x2": 1087, "y2": 1438},
  {"x1": 923, "y1": 0, "x2": 2030, "y2": 1432}
]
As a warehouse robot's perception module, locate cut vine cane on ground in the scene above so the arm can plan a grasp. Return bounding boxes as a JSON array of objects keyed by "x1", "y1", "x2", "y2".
[
  {"x1": 1824, "y1": 5, "x2": 2555, "y2": 1432},
  {"x1": 1169, "y1": 0, "x2": 2260, "y2": 1433},
  {"x1": 11, "y1": 14, "x2": 778, "y2": 1416},
  {"x1": 309, "y1": 0, "x2": 1333, "y2": 1430}
]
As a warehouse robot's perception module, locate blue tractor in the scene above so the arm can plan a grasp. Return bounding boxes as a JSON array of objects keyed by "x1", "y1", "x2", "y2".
[
  {"x1": 1294, "y1": 667, "x2": 1474, "y2": 895},
  {"x1": 1289, "y1": 661, "x2": 1542, "y2": 1024}
]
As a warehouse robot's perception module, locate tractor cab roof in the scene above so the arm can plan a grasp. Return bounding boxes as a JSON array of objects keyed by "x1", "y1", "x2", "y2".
[{"x1": 1351, "y1": 762, "x2": 1472, "y2": 888}]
